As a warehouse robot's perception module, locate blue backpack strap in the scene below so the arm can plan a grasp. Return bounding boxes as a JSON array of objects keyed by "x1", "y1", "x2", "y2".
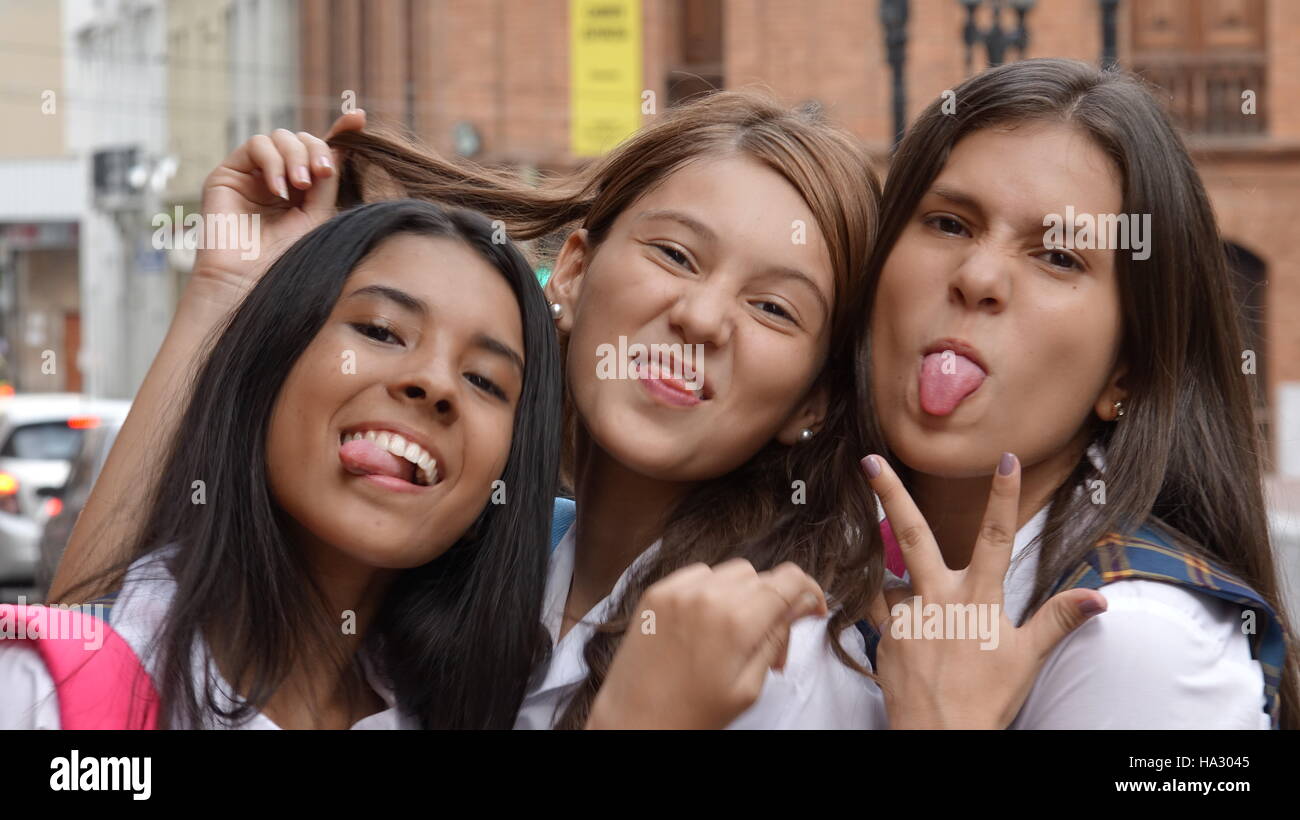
[
  {"x1": 551, "y1": 497, "x2": 576, "y2": 553},
  {"x1": 1050, "y1": 523, "x2": 1287, "y2": 729},
  {"x1": 84, "y1": 591, "x2": 119, "y2": 626},
  {"x1": 855, "y1": 620, "x2": 881, "y2": 672}
]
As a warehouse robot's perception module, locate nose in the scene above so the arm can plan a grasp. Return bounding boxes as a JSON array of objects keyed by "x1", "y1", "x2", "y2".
[
  {"x1": 667, "y1": 278, "x2": 734, "y2": 349},
  {"x1": 949, "y1": 245, "x2": 1010, "y2": 314},
  {"x1": 388, "y1": 358, "x2": 459, "y2": 425}
]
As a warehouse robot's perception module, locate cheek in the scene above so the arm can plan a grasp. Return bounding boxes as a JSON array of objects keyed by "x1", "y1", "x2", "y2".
[
  {"x1": 728, "y1": 331, "x2": 823, "y2": 428},
  {"x1": 460, "y1": 413, "x2": 515, "y2": 499},
  {"x1": 871, "y1": 263, "x2": 921, "y2": 382},
  {"x1": 265, "y1": 338, "x2": 353, "y2": 491}
]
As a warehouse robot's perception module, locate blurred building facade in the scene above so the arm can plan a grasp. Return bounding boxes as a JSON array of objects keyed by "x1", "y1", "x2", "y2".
[
  {"x1": 297, "y1": 0, "x2": 1300, "y2": 477},
  {"x1": 0, "y1": 0, "x2": 83, "y2": 394},
  {"x1": 0, "y1": 0, "x2": 1296, "y2": 474}
]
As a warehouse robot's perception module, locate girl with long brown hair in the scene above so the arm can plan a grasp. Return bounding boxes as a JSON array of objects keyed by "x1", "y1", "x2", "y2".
[
  {"x1": 49, "y1": 90, "x2": 1104, "y2": 729},
  {"x1": 857, "y1": 58, "x2": 1296, "y2": 728}
]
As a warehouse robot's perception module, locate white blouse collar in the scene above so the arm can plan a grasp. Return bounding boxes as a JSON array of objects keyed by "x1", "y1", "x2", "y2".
[{"x1": 535, "y1": 522, "x2": 662, "y2": 695}]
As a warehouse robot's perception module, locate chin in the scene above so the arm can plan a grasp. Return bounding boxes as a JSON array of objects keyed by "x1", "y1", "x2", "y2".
[
  {"x1": 888, "y1": 428, "x2": 1001, "y2": 480},
  {"x1": 338, "y1": 534, "x2": 453, "y2": 570}
]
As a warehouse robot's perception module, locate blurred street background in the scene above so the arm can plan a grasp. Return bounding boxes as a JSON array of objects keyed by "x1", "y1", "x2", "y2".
[{"x1": 0, "y1": 0, "x2": 1296, "y2": 608}]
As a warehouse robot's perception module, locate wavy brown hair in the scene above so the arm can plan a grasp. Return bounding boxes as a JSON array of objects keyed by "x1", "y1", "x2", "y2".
[
  {"x1": 854, "y1": 58, "x2": 1297, "y2": 728},
  {"x1": 330, "y1": 89, "x2": 885, "y2": 728}
]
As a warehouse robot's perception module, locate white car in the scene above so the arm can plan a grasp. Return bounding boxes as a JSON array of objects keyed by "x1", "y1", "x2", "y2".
[{"x1": 0, "y1": 394, "x2": 131, "y2": 586}]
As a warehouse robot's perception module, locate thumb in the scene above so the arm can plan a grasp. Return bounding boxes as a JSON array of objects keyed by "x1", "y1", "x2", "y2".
[
  {"x1": 325, "y1": 109, "x2": 366, "y2": 140},
  {"x1": 1024, "y1": 588, "x2": 1107, "y2": 658}
]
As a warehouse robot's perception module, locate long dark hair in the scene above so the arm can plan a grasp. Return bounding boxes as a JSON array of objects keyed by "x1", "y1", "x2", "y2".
[
  {"x1": 328, "y1": 90, "x2": 885, "y2": 728},
  {"x1": 106, "y1": 199, "x2": 561, "y2": 728},
  {"x1": 854, "y1": 58, "x2": 1298, "y2": 727}
]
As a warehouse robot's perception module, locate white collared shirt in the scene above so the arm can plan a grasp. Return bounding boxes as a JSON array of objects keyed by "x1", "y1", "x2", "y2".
[
  {"x1": 999, "y1": 505, "x2": 1271, "y2": 729},
  {"x1": 517, "y1": 504, "x2": 1271, "y2": 730},
  {"x1": 513, "y1": 523, "x2": 887, "y2": 729},
  {"x1": 0, "y1": 547, "x2": 417, "y2": 730}
]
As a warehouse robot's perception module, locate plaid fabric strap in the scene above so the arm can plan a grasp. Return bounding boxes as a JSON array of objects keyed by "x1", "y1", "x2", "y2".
[
  {"x1": 1048, "y1": 524, "x2": 1286, "y2": 730},
  {"x1": 855, "y1": 523, "x2": 1286, "y2": 728}
]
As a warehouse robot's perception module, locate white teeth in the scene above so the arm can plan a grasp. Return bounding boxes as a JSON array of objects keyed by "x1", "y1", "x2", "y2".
[
  {"x1": 343, "y1": 429, "x2": 439, "y2": 486},
  {"x1": 387, "y1": 434, "x2": 407, "y2": 456}
]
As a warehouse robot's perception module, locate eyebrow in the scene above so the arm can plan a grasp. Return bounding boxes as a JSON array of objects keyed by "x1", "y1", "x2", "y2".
[
  {"x1": 474, "y1": 333, "x2": 525, "y2": 374},
  {"x1": 926, "y1": 184, "x2": 985, "y2": 218},
  {"x1": 926, "y1": 183, "x2": 1059, "y2": 239},
  {"x1": 635, "y1": 209, "x2": 719, "y2": 244},
  {"x1": 345, "y1": 284, "x2": 525, "y2": 373},
  {"x1": 344, "y1": 284, "x2": 429, "y2": 317}
]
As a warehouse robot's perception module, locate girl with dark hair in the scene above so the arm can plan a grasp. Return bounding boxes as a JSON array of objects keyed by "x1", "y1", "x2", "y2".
[
  {"x1": 857, "y1": 58, "x2": 1296, "y2": 728},
  {"x1": 1, "y1": 198, "x2": 563, "y2": 728},
  {"x1": 46, "y1": 94, "x2": 1104, "y2": 731}
]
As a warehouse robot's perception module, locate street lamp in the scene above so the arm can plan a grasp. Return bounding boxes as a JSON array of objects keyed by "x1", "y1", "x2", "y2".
[
  {"x1": 880, "y1": 0, "x2": 909, "y2": 148},
  {"x1": 1098, "y1": 0, "x2": 1120, "y2": 69},
  {"x1": 960, "y1": 0, "x2": 1036, "y2": 74}
]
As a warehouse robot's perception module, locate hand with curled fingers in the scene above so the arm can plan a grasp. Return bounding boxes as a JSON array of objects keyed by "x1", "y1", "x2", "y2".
[
  {"x1": 191, "y1": 110, "x2": 367, "y2": 306},
  {"x1": 586, "y1": 559, "x2": 829, "y2": 729},
  {"x1": 860, "y1": 452, "x2": 1108, "y2": 729}
]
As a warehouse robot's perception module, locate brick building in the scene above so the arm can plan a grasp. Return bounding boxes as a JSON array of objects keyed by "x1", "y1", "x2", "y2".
[{"x1": 297, "y1": 0, "x2": 1300, "y2": 473}]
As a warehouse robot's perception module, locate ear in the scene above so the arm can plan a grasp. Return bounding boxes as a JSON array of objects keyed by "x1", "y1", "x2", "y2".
[
  {"x1": 544, "y1": 229, "x2": 590, "y2": 335},
  {"x1": 1093, "y1": 362, "x2": 1130, "y2": 422},
  {"x1": 775, "y1": 381, "x2": 830, "y2": 446}
]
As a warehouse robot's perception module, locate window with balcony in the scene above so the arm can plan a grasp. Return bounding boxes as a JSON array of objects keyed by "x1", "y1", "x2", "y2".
[{"x1": 1128, "y1": 0, "x2": 1267, "y2": 138}]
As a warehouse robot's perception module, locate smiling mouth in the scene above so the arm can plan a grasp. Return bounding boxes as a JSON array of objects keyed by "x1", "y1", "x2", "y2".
[
  {"x1": 628, "y1": 350, "x2": 710, "y2": 404},
  {"x1": 338, "y1": 429, "x2": 440, "y2": 487}
]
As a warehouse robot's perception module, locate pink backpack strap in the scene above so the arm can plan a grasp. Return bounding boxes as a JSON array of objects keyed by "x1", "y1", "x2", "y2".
[{"x1": 0, "y1": 604, "x2": 159, "y2": 729}]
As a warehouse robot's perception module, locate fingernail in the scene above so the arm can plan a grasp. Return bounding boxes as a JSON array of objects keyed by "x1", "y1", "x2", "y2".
[
  {"x1": 861, "y1": 455, "x2": 881, "y2": 479},
  {"x1": 294, "y1": 166, "x2": 310, "y2": 185},
  {"x1": 275, "y1": 179, "x2": 289, "y2": 200},
  {"x1": 318, "y1": 154, "x2": 333, "y2": 170},
  {"x1": 998, "y1": 452, "x2": 1015, "y2": 476},
  {"x1": 1078, "y1": 596, "x2": 1106, "y2": 617},
  {"x1": 799, "y1": 593, "x2": 820, "y2": 612}
]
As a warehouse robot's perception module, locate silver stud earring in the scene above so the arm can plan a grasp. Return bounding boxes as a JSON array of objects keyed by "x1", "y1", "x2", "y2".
[
  {"x1": 549, "y1": 302, "x2": 564, "y2": 320},
  {"x1": 798, "y1": 428, "x2": 814, "y2": 442},
  {"x1": 1113, "y1": 400, "x2": 1125, "y2": 419}
]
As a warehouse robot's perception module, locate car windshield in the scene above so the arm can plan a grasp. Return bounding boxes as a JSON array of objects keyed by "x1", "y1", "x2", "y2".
[{"x1": 0, "y1": 421, "x2": 85, "y2": 461}]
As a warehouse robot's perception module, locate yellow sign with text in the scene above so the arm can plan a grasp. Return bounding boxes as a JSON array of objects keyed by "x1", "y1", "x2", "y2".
[{"x1": 570, "y1": 0, "x2": 643, "y2": 157}]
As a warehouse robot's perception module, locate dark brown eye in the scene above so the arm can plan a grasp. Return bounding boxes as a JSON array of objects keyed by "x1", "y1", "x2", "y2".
[
  {"x1": 1041, "y1": 250, "x2": 1081, "y2": 271},
  {"x1": 351, "y1": 322, "x2": 400, "y2": 344},
  {"x1": 655, "y1": 244, "x2": 690, "y2": 267},
  {"x1": 927, "y1": 215, "x2": 966, "y2": 236},
  {"x1": 466, "y1": 372, "x2": 507, "y2": 401},
  {"x1": 756, "y1": 301, "x2": 793, "y2": 321}
]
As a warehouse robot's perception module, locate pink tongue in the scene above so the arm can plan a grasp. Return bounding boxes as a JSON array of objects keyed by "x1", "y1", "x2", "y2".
[
  {"x1": 919, "y1": 352, "x2": 986, "y2": 416},
  {"x1": 339, "y1": 439, "x2": 413, "y2": 482}
]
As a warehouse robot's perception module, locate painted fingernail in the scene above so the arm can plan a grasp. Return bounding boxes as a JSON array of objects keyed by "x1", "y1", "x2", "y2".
[
  {"x1": 1078, "y1": 596, "x2": 1106, "y2": 617},
  {"x1": 861, "y1": 455, "x2": 881, "y2": 479},
  {"x1": 294, "y1": 166, "x2": 310, "y2": 185},
  {"x1": 317, "y1": 154, "x2": 333, "y2": 170},
  {"x1": 274, "y1": 179, "x2": 289, "y2": 200},
  {"x1": 998, "y1": 452, "x2": 1015, "y2": 476}
]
